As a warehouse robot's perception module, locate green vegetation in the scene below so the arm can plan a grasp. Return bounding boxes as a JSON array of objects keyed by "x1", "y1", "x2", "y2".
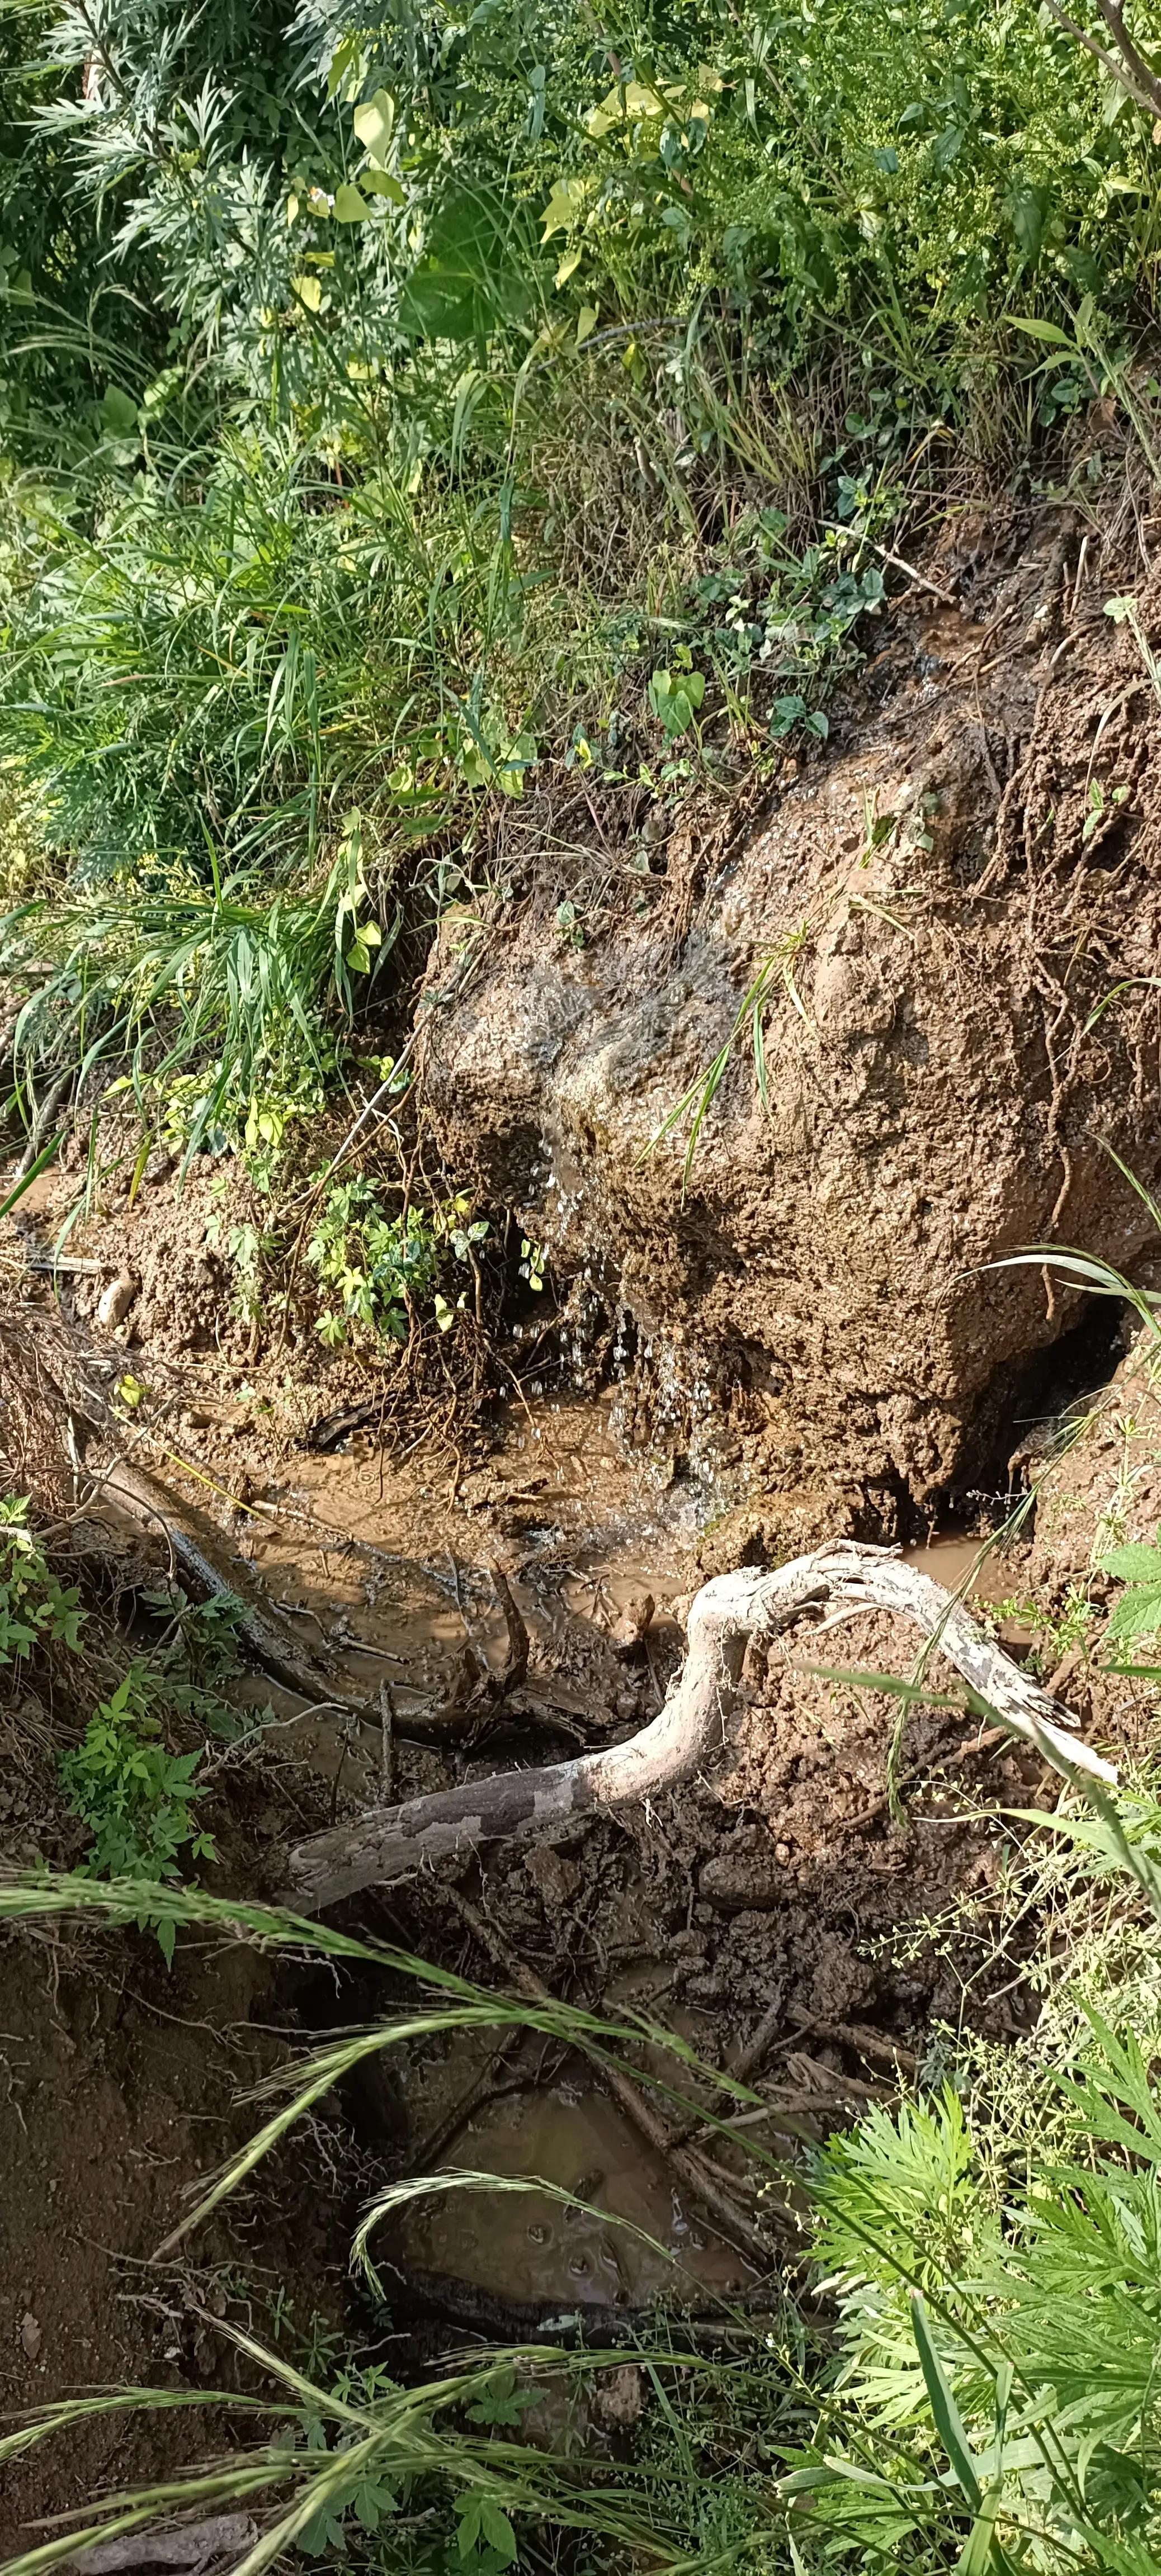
[
  {"x1": 6, "y1": 1726, "x2": 1161, "y2": 2576},
  {"x1": 306, "y1": 1177, "x2": 488, "y2": 1344},
  {"x1": 59, "y1": 1666, "x2": 216, "y2": 1953},
  {"x1": 10, "y1": 0, "x2": 1161, "y2": 2565},
  {"x1": 0, "y1": 1493, "x2": 83, "y2": 1662},
  {"x1": 0, "y1": 1505, "x2": 247, "y2": 1946},
  {"x1": 4, "y1": 0, "x2": 1161, "y2": 1201}
]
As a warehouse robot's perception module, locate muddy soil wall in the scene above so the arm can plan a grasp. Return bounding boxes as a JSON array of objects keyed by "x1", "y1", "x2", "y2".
[{"x1": 424, "y1": 525, "x2": 1161, "y2": 1521}]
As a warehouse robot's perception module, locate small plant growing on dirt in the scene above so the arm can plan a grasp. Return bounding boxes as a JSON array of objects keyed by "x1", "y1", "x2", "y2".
[
  {"x1": 648, "y1": 917, "x2": 813, "y2": 1187},
  {"x1": 0, "y1": 1497, "x2": 84, "y2": 1666},
  {"x1": 1098, "y1": 1529, "x2": 1161, "y2": 1642},
  {"x1": 648, "y1": 659, "x2": 706, "y2": 742},
  {"x1": 60, "y1": 1666, "x2": 216, "y2": 1957},
  {"x1": 206, "y1": 1191, "x2": 283, "y2": 1329},
  {"x1": 306, "y1": 1177, "x2": 487, "y2": 1347},
  {"x1": 139, "y1": 1581, "x2": 257, "y2": 1739}
]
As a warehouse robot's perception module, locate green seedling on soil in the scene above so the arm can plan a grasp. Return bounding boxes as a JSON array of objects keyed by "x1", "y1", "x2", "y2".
[
  {"x1": 59, "y1": 1668, "x2": 216, "y2": 1958},
  {"x1": 0, "y1": 1497, "x2": 84, "y2": 1665},
  {"x1": 646, "y1": 921, "x2": 813, "y2": 1190}
]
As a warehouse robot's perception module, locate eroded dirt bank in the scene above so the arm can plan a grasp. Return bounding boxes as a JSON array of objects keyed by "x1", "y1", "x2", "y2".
[
  {"x1": 4, "y1": 501, "x2": 1161, "y2": 2546},
  {"x1": 423, "y1": 512, "x2": 1161, "y2": 1526},
  {"x1": 3, "y1": 1279, "x2": 1153, "y2": 2546}
]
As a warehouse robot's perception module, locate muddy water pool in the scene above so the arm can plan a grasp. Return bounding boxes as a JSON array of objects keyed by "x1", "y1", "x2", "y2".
[{"x1": 195, "y1": 1404, "x2": 1027, "y2": 2313}]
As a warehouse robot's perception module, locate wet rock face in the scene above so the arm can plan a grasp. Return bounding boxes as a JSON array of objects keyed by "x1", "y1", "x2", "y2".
[{"x1": 424, "y1": 552, "x2": 1161, "y2": 1514}]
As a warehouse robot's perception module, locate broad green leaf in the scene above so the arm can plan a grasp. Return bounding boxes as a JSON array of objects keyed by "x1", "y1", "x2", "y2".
[
  {"x1": 333, "y1": 183, "x2": 370, "y2": 222},
  {"x1": 1097, "y1": 1542, "x2": 1161, "y2": 1582},
  {"x1": 587, "y1": 78, "x2": 667, "y2": 136},
  {"x1": 1009, "y1": 184, "x2": 1049, "y2": 262},
  {"x1": 1005, "y1": 312, "x2": 1073, "y2": 346},
  {"x1": 100, "y1": 385, "x2": 138, "y2": 435},
  {"x1": 361, "y1": 169, "x2": 404, "y2": 204},
  {"x1": 542, "y1": 174, "x2": 588, "y2": 241},
  {"x1": 352, "y1": 88, "x2": 394, "y2": 163},
  {"x1": 575, "y1": 302, "x2": 598, "y2": 345}
]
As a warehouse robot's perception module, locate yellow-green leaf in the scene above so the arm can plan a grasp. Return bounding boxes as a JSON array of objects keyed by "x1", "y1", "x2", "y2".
[
  {"x1": 353, "y1": 88, "x2": 395, "y2": 163},
  {"x1": 587, "y1": 78, "x2": 668, "y2": 135},
  {"x1": 576, "y1": 303, "x2": 598, "y2": 346},
  {"x1": 293, "y1": 272, "x2": 323, "y2": 312},
  {"x1": 333, "y1": 182, "x2": 370, "y2": 222},
  {"x1": 361, "y1": 168, "x2": 404, "y2": 204},
  {"x1": 541, "y1": 174, "x2": 588, "y2": 242},
  {"x1": 555, "y1": 246, "x2": 582, "y2": 287}
]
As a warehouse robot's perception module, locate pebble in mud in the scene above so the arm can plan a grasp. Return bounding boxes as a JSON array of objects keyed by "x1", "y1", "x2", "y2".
[
  {"x1": 95, "y1": 1271, "x2": 138, "y2": 1329},
  {"x1": 592, "y1": 2366, "x2": 646, "y2": 2430}
]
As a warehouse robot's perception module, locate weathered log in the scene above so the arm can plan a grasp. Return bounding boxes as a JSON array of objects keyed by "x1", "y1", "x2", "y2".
[
  {"x1": 285, "y1": 1542, "x2": 1116, "y2": 1910},
  {"x1": 94, "y1": 1455, "x2": 360, "y2": 1711}
]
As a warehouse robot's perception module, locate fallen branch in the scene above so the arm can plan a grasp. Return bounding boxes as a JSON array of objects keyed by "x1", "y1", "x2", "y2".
[
  {"x1": 65, "y1": 2516, "x2": 258, "y2": 2574},
  {"x1": 91, "y1": 1455, "x2": 366, "y2": 1715},
  {"x1": 285, "y1": 1542, "x2": 1115, "y2": 1911}
]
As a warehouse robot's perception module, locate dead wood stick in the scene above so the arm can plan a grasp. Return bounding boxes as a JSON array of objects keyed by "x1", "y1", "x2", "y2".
[
  {"x1": 65, "y1": 2517, "x2": 258, "y2": 2574},
  {"x1": 732, "y1": 1996, "x2": 789, "y2": 2086},
  {"x1": 412, "y1": 2026, "x2": 525, "y2": 2168},
  {"x1": 286, "y1": 1543, "x2": 1116, "y2": 1910},
  {"x1": 93, "y1": 1455, "x2": 368, "y2": 1715},
  {"x1": 380, "y1": 1681, "x2": 397, "y2": 1801},
  {"x1": 442, "y1": 1890, "x2": 780, "y2": 2269}
]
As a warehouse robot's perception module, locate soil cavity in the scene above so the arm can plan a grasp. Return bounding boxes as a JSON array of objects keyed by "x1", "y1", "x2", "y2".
[{"x1": 395, "y1": 2049, "x2": 756, "y2": 2308}]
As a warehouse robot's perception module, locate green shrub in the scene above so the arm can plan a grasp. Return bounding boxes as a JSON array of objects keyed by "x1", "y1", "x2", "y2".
[
  {"x1": 59, "y1": 1666, "x2": 216, "y2": 1957},
  {"x1": 306, "y1": 1175, "x2": 488, "y2": 1345},
  {"x1": 0, "y1": 1495, "x2": 83, "y2": 1664}
]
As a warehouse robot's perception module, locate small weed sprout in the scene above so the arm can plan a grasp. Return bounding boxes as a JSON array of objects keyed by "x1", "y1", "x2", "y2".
[
  {"x1": 306, "y1": 1178, "x2": 488, "y2": 1346},
  {"x1": 0, "y1": 1497, "x2": 84, "y2": 1665},
  {"x1": 648, "y1": 918, "x2": 813, "y2": 1188},
  {"x1": 59, "y1": 1666, "x2": 216, "y2": 1958}
]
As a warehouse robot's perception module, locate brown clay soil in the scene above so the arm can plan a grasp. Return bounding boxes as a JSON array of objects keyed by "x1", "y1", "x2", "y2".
[
  {"x1": 422, "y1": 500, "x2": 1161, "y2": 1533},
  {"x1": 4, "y1": 493, "x2": 1161, "y2": 2546},
  {"x1": 2, "y1": 1287, "x2": 1151, "y2": 2542}
]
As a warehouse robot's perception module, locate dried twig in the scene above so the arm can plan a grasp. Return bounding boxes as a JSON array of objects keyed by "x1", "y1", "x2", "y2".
[{"x1": 286, "y1": 1545, "x2": 1115, "y2": 1909}]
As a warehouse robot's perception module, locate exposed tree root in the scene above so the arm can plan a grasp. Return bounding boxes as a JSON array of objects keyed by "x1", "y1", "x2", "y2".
[
  {"x1": 286, "y1": 1543, "x2": 1116, "y2": 1911},
  {"x1": 95, "y1": 1455, "x2": 361, "y2": 1712}
]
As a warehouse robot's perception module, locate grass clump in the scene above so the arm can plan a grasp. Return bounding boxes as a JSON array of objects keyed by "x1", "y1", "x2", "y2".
[
  {"x1": 4, "y1": 0, "x2": 1161, "y2": 1187},
  {"x1": 7, "y1": 1748, "x2": 1161, "y2": 2575}
]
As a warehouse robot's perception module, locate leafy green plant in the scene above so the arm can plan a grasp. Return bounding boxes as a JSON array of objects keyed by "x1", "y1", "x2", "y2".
[
  {"x1": 136, "y1": 1580, "x2": 261, "y2": 1742},
  {"x1": 59, "y1": 1669, "x2": 216, "y2": 1957},
  {"x1": 7, "y1": 1802, "x2": 1161, "y2": 2576},
  {"x1": 0, "y1": 1497, "x2": 84, "y2": 1666},
  {"x1": 6, "y1": 0, "x2": 1161, "y2": 1197},
  {"x1": 306, "y1": 1177, "x2": 487, "y2": 1347},
  {"x1": 1098, "y1": 1530, "x2": 1161, "y2": 1641},
  {"x1": 648, "y1": 663, "x2": 706, "y2": 743}
]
